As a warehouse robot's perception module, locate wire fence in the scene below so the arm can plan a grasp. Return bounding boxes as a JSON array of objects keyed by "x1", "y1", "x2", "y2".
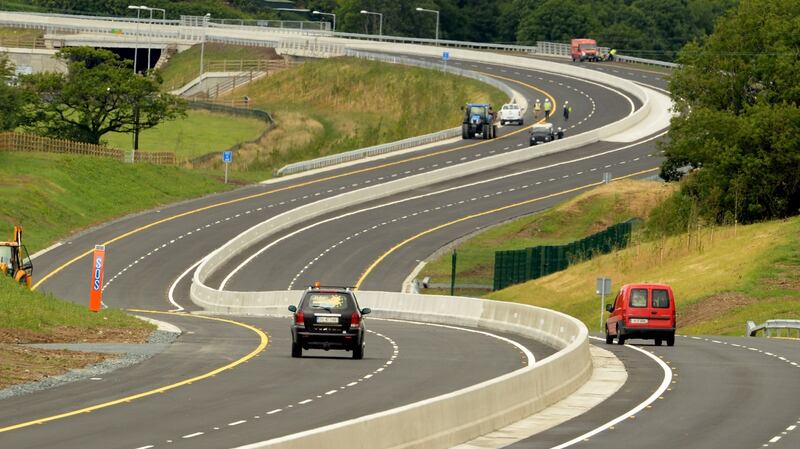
[{"x1": 493, "y1": 219, "x2": 640, "y2": 291}]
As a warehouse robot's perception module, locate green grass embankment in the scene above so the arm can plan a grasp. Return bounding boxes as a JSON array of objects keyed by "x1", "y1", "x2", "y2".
[
  {"x1": 224, "y1": 57, "x2": 508, "y2": 179},
  {"x1": 159, "y1": 43, "x2": 280, "y2": 92},
  {"x1": 419, "y1": 180, "x2": 675, "y2": 287},
  {"x1": 0, "y1": 276, "x2": 152, "y2": 333},
  {"x1": 487, "y1": 216, "x2": 800, "y2": 335},
  {"x1": 0, "y1": 152, "x2": 227, "y2": 253},
  {"x1": 104, "y1": 109, "x2": 267, "y2": 159},
  {"x1": 418, "y1": 179, "x2": 800, "y2": 336}
]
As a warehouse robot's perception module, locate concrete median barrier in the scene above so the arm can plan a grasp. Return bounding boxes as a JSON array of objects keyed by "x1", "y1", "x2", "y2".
[{"x1": 191, "y1": 288, "x2": 590, "y2": 449}]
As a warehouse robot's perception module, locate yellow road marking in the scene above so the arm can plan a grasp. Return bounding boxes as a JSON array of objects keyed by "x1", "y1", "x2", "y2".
[
  {"x1": 33, "y1": 72, "x2": 557, "y2": 291},
  {"x1": 0, "y1": 310, "x2": 269, "y2": 433},
  {"x1": 355, "y1": 168, "x2": 658, "y2": 288}
]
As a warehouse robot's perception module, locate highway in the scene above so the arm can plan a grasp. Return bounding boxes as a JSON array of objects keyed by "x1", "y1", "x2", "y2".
[{"x1": 1, "y1": 16, "x2": 798, "y2": 449}]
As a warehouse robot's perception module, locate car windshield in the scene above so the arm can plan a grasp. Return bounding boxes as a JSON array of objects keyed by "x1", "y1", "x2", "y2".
[
  {"x1": 579, "y1": 44, "x2": 596, "y2": 50},
  {"x1": 532, "y1": 132, "x2": 549, "y2": 137},
  {"x1": 630, "y1": 289, "x2": 648, "y2": 308},
  {"x1": 307, "y1": 293, "x2": 351, "y2": 311},
  {"x1": 503, "y1": 105, "x2": 518, "y2": 110}
]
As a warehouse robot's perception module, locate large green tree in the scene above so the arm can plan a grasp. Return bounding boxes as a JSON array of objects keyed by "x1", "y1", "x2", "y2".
[
  {"x1": 0, "y1": 53, "x2": 27, "y2": 131},
  {"x1": 21, "y1": 47, "x2": 185, "y2": 145},
  {"x1": 660, "y1": 0, "x2": 800, "y2": 224}
]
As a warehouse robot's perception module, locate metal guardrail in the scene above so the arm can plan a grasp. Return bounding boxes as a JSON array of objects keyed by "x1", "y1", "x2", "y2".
[
  {"x1": 275, "y1": 49, "x2": 518, "y2": 176},
  {"x1": 747, "y1": 319, "x2": 800, "y2": 338},
  {"x1": 616, "y1": 54, "x2": 679, "y2": 69}
]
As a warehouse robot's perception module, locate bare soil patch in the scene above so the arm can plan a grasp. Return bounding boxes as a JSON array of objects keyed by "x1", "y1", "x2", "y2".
[
  {"x1": 0, "y1": 344, "x2": 109, "y2": 389},
  {"x1": 0, "y1": 327, "x2": 152, "y2": 390},
  {"x1": 677, "y1": 292, "x2": 757, "y2": 329},
  {"x1": 0, "y1": 326, "x2": 152, "y2": 344}
]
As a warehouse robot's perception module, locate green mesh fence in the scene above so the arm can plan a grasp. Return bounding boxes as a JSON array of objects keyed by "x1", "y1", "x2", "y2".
[{"x1": 493, "y1": 219, "x2": 639, "y2": 291}]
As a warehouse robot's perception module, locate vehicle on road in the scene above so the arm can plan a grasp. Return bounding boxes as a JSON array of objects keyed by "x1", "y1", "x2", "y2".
[
  {"x1": 0, "y1": 225, "x2": 33, "y2": 288},
  {"x1": 529, "y1": 123, "x2": 558, "y2": 145},
  {"x1": 288, "y1": 284, "x2": 371, "y2": 359},
  {"x1": 605, "y1": 283, "x2": 676, "y2": 346},
  {"x1": 462, "y1": 103, "x2": 497, "y2": 140},
  {"x1": 571, "y1": 38, "x2": 601, "y2": 62},
  {"x1": 499, "y1": 102, "x2": 524, "y2": 126}
]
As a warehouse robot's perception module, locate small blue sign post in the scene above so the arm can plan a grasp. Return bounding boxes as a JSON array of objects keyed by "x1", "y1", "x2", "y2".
[
  {"x1": 223, "y1": 150, "x2": 233, "y2": 184},
  {"x1": 442, "y1": 51, "x2": 449, "y2": 72}
]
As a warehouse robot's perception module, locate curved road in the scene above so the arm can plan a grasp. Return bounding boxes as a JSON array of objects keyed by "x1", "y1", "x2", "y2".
[{"x1": 2, "y1": 46, "x2": 797, "y2": 449}]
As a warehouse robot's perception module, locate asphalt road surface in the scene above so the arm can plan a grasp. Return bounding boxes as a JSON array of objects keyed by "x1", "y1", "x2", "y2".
[{"x1": 5, "y1": 51, "x2": 797, "y2": 449}]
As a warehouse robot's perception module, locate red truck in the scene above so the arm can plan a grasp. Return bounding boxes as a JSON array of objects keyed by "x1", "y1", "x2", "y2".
[{"x1": 571, "y1": 38, "x2": 600, "y2": 62}]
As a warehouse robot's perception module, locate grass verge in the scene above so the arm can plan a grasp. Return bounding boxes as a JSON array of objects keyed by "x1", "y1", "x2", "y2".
[
  {"x1": 419, "y1": 180, "x2": 675, "y2": 286},
  {"x1": 422, "y1": 179, "x2": 800, "y2": 335},
  {"x1": 0, "y1": 152, "x2": 228, "y2": 253},
  {"x1": 486, "y1": 217, "x2": 800, "y2": 335},
  {"x1": 0, "y1": 275, "x2": 154, "y2": 389},
  {"x1": 159, "y1": 43, "x2": 281, "y2": 92},
  {"x1": 220, "y1": 57, "x2": 508, "y2": 178},
  {"x1": 103, "y1": 109, "x2": 268, "y2": 160}
]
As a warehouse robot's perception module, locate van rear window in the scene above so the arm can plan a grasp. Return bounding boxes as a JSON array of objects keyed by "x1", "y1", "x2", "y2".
[
  {"x1": 630, "y1": 289, "x2": 648, "y2": 308},
  {"x1": 652, "y1": 289, "x2": 670, "y2": 308}
]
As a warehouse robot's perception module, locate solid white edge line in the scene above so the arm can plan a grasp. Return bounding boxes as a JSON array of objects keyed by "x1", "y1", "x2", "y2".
[
  {"x1": 372, "y1": 317, "x2": 535, "y2": 365},
  {"x1": 221, "y1": 130, "x2": 668, "y2": 289},
  {"x1": 168, "y1": 259, "x2": 204, "y2": 311},
  {"x1": 550, "y1": 336, "x2": 672, "y2": 448}
]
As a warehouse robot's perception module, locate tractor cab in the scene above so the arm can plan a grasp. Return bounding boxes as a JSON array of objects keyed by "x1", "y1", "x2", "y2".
[
  {"x1": 0, "y1": 226, "x2": 33, "y2": 288},
  {"x1": 461, "y1": 103, "x2": 496, "y2": 140}
]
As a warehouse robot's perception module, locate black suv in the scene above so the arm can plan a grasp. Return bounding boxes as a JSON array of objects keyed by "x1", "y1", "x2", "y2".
[{"x1": 288, "y1": 285, "x2": 371, "y2": 359}]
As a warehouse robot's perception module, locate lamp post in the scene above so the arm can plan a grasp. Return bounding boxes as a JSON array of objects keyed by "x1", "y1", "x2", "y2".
[
  {"x1": 312, "y1": 10, "x2": 336, "y2": 32},
  {"x1": 415, "y1": 7, "x2": 440, "y2": 45},
  {"x1": 360, "y1": 10, "x2": 382, "y2": 37},
  {"x1": 199, "y1": 13, "x2": 210, "y2": 78},
  {"x1": 127, "y1": 5, "x2": 143, "y2": 73},
  {"x1": 142, "y1": 7, "x2": 166, "y2": 71}
]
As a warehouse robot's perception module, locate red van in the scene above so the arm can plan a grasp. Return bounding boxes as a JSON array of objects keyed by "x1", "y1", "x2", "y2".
[{"x1": 605, "y1": 283, "x2": 676, "y2": 346}]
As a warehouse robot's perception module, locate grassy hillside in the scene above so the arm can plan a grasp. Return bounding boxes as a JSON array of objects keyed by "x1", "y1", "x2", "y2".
[
  {"x1": 159, "y1": 43, "x2": 281, "y2": 92},
  {"x1": 103, "y1": 109, "x2": 267, "y2": 159},
  {"x1": 0, "y1": 152, "x2": 227, "y2": 253},
  {"x1": 488, "y1": 217, "x2": 800, "y2": 335},
  {"x1": 421, "y1": 179, "x2": 800, "y2": 336},
  {"x1": 225, "y1": 57, "x2": 508, "y2": 176},
  {"x1": 419, "y1": 180, "x2": 675, "y2": 287}
]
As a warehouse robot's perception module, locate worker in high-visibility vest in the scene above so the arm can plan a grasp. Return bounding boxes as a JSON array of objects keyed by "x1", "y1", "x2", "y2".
[
  {"x1": 533, "y1": 99, "x2": 542, "y2": 119},
  {"x1": 543, "y1": 98, "x2": 552, "y2": 119},
  {"x1": 609, "y1": 48, "x2": 617, "y2": 62}
]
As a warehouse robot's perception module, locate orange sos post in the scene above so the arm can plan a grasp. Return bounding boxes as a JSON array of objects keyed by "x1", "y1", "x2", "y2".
[{"x1": 89, "y1": 245, "x2": 106, "y2": 312}]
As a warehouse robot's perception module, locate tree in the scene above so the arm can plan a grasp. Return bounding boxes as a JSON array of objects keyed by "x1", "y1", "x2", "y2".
[
  {"x1": 0, "y1": 53, "x2": 27, "y2": 131},
  {"x1": 21, "y1": 47, "x2": 185, "y2": 145},
  {"x1": 516, "y1": 0, "x2": 597, "y2": 45},
  {"x1": 660, "y1": 0, "x2": 800, "y2": 224}
]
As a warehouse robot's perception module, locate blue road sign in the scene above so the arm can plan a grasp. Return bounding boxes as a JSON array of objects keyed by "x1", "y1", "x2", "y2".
[
  {"x1": 223, "y1": 150, "x2": 233, "y2": 163},
  {"x1": 442, "y1": 51, "x2": 449, "y2": 61}
]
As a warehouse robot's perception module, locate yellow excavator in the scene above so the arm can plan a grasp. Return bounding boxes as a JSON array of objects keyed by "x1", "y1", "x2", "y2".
[{"x1": 0, "y1": 225, "x2": 33, "y2": 288}]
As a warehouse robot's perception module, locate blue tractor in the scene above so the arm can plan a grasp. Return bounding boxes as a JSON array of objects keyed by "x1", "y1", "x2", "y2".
[{"x1": 461, "y1": 103, "x2": 496, "y2": 140}]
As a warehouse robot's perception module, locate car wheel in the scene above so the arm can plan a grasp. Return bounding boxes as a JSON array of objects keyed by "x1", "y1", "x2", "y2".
[
  {"x1": 353, "y1": 343, "x2": 364, "y2": 360},
  {"x1": 616, "y1": 325, "x2": 626, "y2": 345},
  {"x1": 605, "y1": 326, "x2": 613, "y2": 344},
  {"x1": 291, "y1": 342, "x2": 302, "y2": 358},
  {"x1": 666, "y1": 333, "x2": 675, "y2": 347},
  {"x1": 655, "y1": 338, "x2": 663, "y2": 346}
]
